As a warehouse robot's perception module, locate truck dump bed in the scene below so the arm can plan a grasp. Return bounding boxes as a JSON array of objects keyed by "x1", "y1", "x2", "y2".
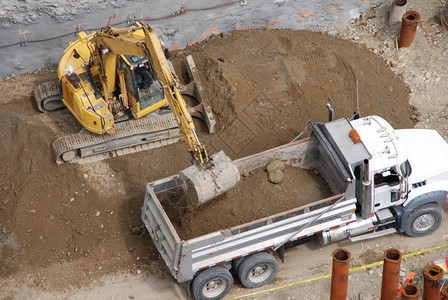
[{"x1": 142, "y1": 131, "x2": 358, "y2": 283}]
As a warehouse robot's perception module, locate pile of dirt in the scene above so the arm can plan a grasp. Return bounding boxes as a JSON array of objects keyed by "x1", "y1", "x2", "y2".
[
  {"x1": 165, "y1": 165, "x2": 333, "y2": 240},
  {"x1": 0, "y1": 28, "x2": 414, "y2": 295}
]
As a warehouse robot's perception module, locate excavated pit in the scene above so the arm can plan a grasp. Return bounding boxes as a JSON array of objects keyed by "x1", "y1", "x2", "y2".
[{"x1": 0, "y1": 28, "x2": 413, "y2": 292}]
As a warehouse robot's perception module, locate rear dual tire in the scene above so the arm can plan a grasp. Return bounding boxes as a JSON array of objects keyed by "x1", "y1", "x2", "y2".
[
  {"x1": 236, "y1": 252, "x2": 279, "y2": 289},
  {"x1": 192, "y1": 266, "x2": 233, "y2": 300},
  {"x1": 192, "y1": 252, "x2": 279, "y2": 299}
]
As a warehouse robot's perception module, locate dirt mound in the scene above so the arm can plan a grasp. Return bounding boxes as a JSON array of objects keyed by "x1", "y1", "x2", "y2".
[
  {"x1": 0, "y1": 28, "x2": 413, "y2": 295},
  {"x1": 175, "y1": 29, "x2": 414, "y2": 137}
]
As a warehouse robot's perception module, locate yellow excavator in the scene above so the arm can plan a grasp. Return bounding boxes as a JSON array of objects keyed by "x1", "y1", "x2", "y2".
[
  {"x1": 34, "y1": 22, "x2": 240, "y2": 205},
  {"x1": 35, "y1": 22, "x2": 214, "y2": 164}
]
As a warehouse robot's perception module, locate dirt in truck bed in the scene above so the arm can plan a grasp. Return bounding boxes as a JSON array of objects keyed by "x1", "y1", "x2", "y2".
[
  {"x1": 164, "y1": 165, "x2": 334, "y2": 240},
  {"x1": 0, "y1": 29, "x2": 413, "y2": 294}
]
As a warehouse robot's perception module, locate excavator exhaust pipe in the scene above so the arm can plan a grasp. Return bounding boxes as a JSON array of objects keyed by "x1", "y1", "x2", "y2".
[{"x1": 180, "y1": 151, "x2": 240, "y2": 207}]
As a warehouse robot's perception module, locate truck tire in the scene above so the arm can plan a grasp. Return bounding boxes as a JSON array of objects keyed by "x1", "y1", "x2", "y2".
[
  {"x1": 232, "y1": 257, "x2": 244, "y2": 274},
  {"x1": 237, "y1": 252, "x2": 278, "y2": 288},
  {"x1": 192, "y1": 266, "x2": 233, "y2": 300},
  {"x1": 404, "y1": 203, "x2": 443, "y2": 237}
]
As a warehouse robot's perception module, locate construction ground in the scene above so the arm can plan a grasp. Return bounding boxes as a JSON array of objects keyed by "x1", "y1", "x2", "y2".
[{"x1": 1, "y1": 0, "x2": 448, "y2": 299}]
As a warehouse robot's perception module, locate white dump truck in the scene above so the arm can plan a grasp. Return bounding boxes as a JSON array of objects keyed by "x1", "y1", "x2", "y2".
[{"x1": 142, "y1": 115, "x2": 448, "y2": 300}]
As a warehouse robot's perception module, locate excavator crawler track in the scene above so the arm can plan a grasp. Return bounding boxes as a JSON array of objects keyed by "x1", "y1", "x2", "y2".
[
  {"x1": 52, "y1": 112, "x2": 182, "y2": 164},
  {"x1": 33, "y1": 80, "x2": 64, "y2": 112}
]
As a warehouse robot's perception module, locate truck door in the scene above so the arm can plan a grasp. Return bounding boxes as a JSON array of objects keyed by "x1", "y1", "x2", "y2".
[{"x1": 372, "y1": 165, "x2": 408, "y2": 211}]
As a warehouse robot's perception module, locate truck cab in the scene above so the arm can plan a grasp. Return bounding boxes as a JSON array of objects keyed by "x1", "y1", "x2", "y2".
[{"x1": 319, "y1": 115, "x2": 448, "y2": 240}]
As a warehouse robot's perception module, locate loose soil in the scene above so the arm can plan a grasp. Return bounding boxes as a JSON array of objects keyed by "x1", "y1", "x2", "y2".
[
  {"x1": 165, "y1": 166, "x2": 333, "y2": 240},
  {"x1": 0, "y1": 28, "x2": 414, "y2": 297}
]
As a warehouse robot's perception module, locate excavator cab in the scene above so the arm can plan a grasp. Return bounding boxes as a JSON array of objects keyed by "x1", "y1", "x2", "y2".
[{"x1": 120, "y1": 55, "x2": 168, "y2": 119}]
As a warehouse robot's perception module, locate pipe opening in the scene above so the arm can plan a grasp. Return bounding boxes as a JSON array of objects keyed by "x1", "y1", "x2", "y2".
[
  {"x1": 394, "y1": 0, "x2": 407, "y2": 6},
  {"x1": 429, "y1": 270, "x2": 440, "y2": 276},
  {"x1": 384, "y1": 248, "x2": 402, "y2": 261},
  {"x1": 333, "y1": 249, "x2": 350, "y2": 262},
  {"x1": 403, "y1": 284, "x2": 418, "y2": 295},
  {"x1": 424, "y1": 265, "x2": 444, "y2": 279},
  {"x1": 402, "y1": 11, "x2": 421, "y2": 24}
]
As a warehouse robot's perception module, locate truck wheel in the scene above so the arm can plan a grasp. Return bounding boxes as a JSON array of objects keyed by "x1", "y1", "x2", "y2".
[
  {"x1": 232, "y1": 257, "x2": 244, "y2": 274},
  {"x1": 237, "y1": 252, "x2": 278, "y2": 288},
  {"x1": 192, "y1": 266, "x2": 233, "y2": 300},
  {"x1": 404, "y1": 203, "x2": 443, "y2": 237}
]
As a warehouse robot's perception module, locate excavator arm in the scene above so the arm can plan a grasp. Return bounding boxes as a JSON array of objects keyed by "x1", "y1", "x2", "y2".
[
  {"x1": 90, "y1": 24, "x2": 209, "y2": 165},
  {"x1": 141, "y1": 25, "x2": 210, "y2": 165}
]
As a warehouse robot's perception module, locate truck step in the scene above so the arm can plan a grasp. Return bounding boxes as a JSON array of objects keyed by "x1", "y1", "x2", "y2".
[
  {"x1": 349, "y1": 228, "x2": 397, "y2": 242},
  {"x1": 376, "y1": 208, "x2": 395, "y2": 223}
]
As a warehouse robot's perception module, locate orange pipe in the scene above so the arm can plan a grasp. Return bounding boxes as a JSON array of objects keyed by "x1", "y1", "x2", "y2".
[
  {"x1": 381, "y1": 248, "x2": 403, "y2": 300},
  {"x1": 441, "y1": 284, "x2": 448, "y2": 300},
  {"x1": 330, "y1": 249, "x2": 351, "y2": 300},
  {"x1": 423, "y1": 265, "x2": 444, "y2": 300},
  {"x1": 401, "y1": 283, "x2": 421, "y2": 299},
  {"x1": 399, "y1": 11, "x2": 421, "y2": 48}
]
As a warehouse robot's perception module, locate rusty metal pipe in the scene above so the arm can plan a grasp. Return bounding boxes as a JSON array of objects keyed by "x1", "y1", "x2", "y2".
[
  {"x1": 381, "y1": 248, "x2": 403, "y2": 300},
  {"x1": 401, "y1": 283, "x2": 421, "y2": 300},
  {"x1": 441, "y1": 284, "x2": 448, "y2": 300},
  {"x1": 330, "y1": 248, "x2": 351, "y2": 300},
  {"x1": 423, "y1": 264, "x2": 444, "y2": 300},
  {"x1": 399, "y1": 11, "x2": 421, "y2": 48}
]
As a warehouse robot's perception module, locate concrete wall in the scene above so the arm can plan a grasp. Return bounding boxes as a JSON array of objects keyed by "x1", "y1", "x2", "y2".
[{"x1": 0, "y1": 0, "x2": 385, "y2": 78}]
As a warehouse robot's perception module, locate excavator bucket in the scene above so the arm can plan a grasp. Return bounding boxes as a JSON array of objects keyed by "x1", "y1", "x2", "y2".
[
  {"x1": 180, "y1": 151, "x2": 240, "y2": 207},
  {"x1": 181, "y1": 55, "x2": 216, "y2": 134}
]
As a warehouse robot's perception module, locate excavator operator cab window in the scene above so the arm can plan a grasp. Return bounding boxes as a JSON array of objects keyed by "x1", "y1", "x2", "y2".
[{"x1": 122, "y1": 56, "x2": 165, "y2": 110}]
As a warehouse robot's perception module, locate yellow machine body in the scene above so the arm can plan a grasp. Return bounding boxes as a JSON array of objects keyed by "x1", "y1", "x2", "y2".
[{"x1": 57, "y1": 24, "x2": 168, "y2": 135}]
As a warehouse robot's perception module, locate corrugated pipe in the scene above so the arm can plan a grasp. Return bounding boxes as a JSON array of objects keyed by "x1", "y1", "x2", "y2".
[
  {"x1": 441, "y1": 284, "x2": 448, "y2": 300},
  {"x1": 423, "y1": 264, "x2": 444, "y2": 300},
  {"x1": 401, "y1": 282, "x2": 421, "y2": 300},
  {"x1": 388, "y1": 0, "x2": 408, "y2": 26},
  {"x1": 399, "y1": 11, "x2": 421, "y2": 48},
  {"x1": 381, "y1": 248, "x2": 403, "y2": 300},
  {"x1": 330, "y1": 248, "x2": 351, "y2": 300}
]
